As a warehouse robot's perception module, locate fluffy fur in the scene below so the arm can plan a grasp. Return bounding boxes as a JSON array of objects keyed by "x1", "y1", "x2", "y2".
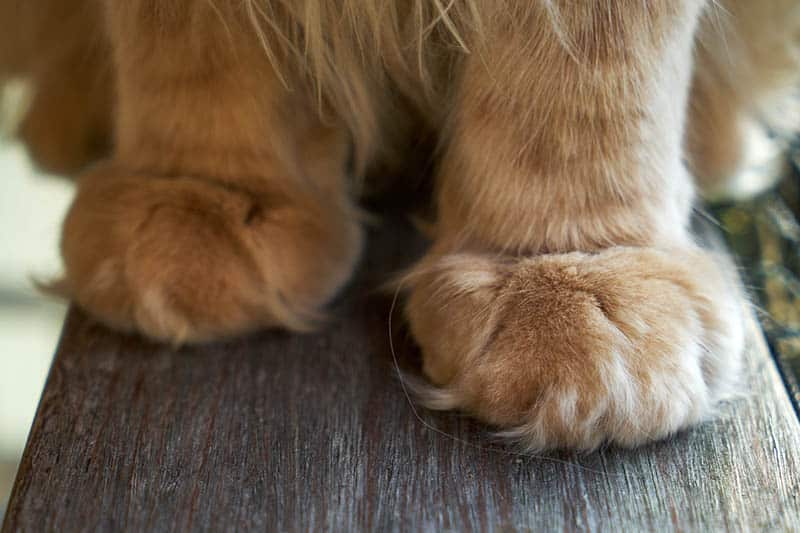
[{"x1": 2, "y1": 0, "x2": 797, "y2": 450}]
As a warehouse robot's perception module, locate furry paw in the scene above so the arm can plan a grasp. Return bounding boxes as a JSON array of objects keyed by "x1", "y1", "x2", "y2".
[
  {"x1": 58, "y1": 164, "x2": 363, "y2": 343},
  {"x1": 405, "y1": 247, "x2": 744, "y2": 451}
]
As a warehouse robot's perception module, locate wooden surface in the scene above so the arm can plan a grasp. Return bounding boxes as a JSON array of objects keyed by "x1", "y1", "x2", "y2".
[{"x1": 4, "y1": 220, "x2": 800, "y2": 532}]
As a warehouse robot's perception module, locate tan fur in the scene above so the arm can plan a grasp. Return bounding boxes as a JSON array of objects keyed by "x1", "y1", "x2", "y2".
[
  {"x1": 688, "y1": 0, "x2": 800, "y2": 192},
  {"x1": 0, "y1": 0, "x2": 112, "y2": 173},
  {"x1": 2, "y1": 0, "x2": 794, "y2": 448}
]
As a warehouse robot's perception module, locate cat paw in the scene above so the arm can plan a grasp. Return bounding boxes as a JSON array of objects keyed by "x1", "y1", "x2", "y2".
[
  {"x1": 58, "y1": 163, "x2": 363, "y2": 343},
  {"x1": 405, "y1": 247, "x2": 744, "y2": 451}
]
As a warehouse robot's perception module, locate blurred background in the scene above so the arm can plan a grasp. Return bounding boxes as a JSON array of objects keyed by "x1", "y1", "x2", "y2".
[{"x1": 0, "y1": 82, "x2": 74, "y2": 520}]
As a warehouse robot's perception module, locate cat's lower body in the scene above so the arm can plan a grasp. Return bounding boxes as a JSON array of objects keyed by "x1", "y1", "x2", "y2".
[{"x1": 3, "y1": 0, "x2": 799, "y2": 450}]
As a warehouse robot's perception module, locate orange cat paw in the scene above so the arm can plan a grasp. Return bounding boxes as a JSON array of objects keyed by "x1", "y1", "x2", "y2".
[
  {"x1": 405, "y1": 247, "x2": 744, "y2": 451},
  {"x1": 58, "y1": 164, "x2": 363, "y2": 343}
]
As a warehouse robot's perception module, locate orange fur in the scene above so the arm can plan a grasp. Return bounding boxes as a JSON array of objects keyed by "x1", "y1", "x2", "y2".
[
  {"x1": 0, "y1": 0, "x2": 112, "y2": 173},
  {"x1": 2, "y1": 0, "x2": 796, "y2": 449},
  {"x1": 688, "y1": 0, "x2": 800, "y2": 193}
]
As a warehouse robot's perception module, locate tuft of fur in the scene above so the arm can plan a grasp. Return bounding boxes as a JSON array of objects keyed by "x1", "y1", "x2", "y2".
[{"x1": 240, "y1": 0, "x2": 485, "y2": 176}]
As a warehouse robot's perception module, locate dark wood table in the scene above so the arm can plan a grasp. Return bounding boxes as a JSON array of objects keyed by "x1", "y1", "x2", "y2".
[{"x1": 4, "y1": 220, "x2": 800, "y2": 531}]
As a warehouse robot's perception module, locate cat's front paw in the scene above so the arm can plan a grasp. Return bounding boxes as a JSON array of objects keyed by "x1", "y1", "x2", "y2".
[
  {"x1": 405, "y1": 247, "x2": 744, "y2": 451},
  {"x1": 58, "y1": 164, "x2": 363, "y2": 343}
]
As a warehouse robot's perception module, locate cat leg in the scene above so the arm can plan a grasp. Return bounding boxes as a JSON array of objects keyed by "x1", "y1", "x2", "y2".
[
  {"x1": 405, "y1": 1, "x2": 744, "y2": 450},
  {"x1": 59, "y1": 1, "x2": 363, "y2": 343},
  {"x1": 0, "y1": 0, "x2": 113, "y2": 174},
  {"x1": 688, "y1": 0, "x2": 800, "y2": 198}
]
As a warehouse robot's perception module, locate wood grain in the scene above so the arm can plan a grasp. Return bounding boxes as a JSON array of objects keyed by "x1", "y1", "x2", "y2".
[{"x1": 4, "y1": 220, "x2": 800, "y2": 532}]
